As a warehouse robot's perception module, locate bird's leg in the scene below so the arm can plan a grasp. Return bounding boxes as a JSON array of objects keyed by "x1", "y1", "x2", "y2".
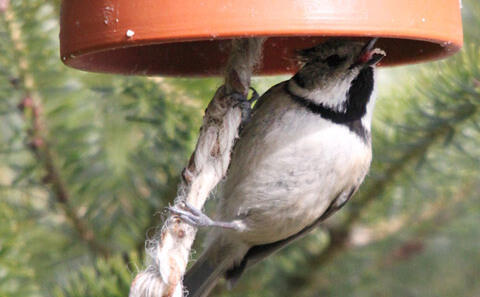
[{"x1": 169, "y1": 202, "x2": 245, "y2": 231}]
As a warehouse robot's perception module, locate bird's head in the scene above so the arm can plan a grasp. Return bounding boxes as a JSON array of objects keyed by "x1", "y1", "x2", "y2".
[
  {"x1": 290, "y1": 38, "x2": 386, "y2": 113},
  {"x1": 293, "y1": 38, "x2": 385, "y2": 90}
]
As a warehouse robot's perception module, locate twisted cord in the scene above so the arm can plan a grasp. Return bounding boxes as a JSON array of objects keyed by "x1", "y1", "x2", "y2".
[{"x1": 129, "y1": 38, "x2": 265, "y2": 297}]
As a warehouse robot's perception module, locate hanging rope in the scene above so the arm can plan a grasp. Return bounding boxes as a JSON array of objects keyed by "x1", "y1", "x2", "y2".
[{"x1": 129, "y1": 38, "x2": 265, "y2": 297}]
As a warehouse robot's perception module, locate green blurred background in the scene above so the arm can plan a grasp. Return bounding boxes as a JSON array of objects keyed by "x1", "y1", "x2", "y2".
[{"x1": 1, "y1": 1, "x2": 480, "y2": 296}]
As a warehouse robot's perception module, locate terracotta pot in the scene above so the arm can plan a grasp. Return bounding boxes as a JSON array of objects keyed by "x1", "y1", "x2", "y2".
[{"x1": 60, "y1": 0, "x2": 463, "y2": 76}]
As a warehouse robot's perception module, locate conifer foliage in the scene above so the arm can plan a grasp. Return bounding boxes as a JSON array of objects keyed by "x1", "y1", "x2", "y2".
[{"x1": 1, "y1": 1, "x2": 479, "y2": 297}]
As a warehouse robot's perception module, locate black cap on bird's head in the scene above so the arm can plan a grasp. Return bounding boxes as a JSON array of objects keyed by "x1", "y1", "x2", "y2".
[
  {"x1": 297, "y1": 38, "x2": 385, "y2": 68},
  {"x1": 293, "y1": 38, "x2": 386, "y2": 91}
]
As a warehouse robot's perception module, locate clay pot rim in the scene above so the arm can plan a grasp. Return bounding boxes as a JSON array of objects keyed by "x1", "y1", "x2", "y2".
[
  {"x1": 60, "y1": 0, "x2": 463, "y2": 76},
  {"x1": 62, "y1": 33, "x2": 461, "y2": 76}
]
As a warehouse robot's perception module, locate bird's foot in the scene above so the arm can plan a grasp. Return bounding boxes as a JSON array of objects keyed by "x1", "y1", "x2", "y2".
[
  {"x1": 229, "y1": 92, "x2": 252, "y2": 125},
  {"x1": 230, "y1": 87, "x2": 258, "y2": 125},
  {"x1": 169, "y1": 202, "x2": 244, "y2": 231}
]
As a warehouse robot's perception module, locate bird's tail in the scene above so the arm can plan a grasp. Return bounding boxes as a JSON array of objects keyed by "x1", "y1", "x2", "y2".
[
  {"x1": 183, "y1": 237, "x2": 250, "y2": 297},
  {"x1": 183, "y1": 246, "x2": 230, "y2": 297},
  {"x1": 183, "y1": 256, "x2": 220, "y2": 297}
]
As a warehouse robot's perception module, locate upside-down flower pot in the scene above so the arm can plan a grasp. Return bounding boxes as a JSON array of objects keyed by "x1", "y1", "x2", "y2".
[{"x1": 60, "y1": 0, "x2": 463, "y2": 76}]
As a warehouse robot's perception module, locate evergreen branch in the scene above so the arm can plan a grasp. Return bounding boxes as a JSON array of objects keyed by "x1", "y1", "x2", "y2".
[
  {"x1": 17, "y1": 95, "x2": 110, "y2": 258},
  {"x1": 349, "y1": 181, "x2": 475, "y2": 248},
  {"x1": 125, "y1": 115, "x2": 163, "y2": 125},
  {"x1": 53, "y1": 252, "x2": 140, "y2": 297},
  {"x1": 377, "y1": 182, "x2": 477, "y2": 269},
  {"x1": 4, "y1": 5, "x2": 110, "y2": 258}
]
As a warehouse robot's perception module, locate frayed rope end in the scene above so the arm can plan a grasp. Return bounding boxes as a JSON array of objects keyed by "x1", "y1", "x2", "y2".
[{"x1": 130, "y1": 268, "x2": 183, "y2": 297}]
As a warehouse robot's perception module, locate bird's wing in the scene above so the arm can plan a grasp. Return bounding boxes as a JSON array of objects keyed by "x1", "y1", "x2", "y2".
[{"x1": 224, "y1": 185, "x2": 358, "y2": 286}]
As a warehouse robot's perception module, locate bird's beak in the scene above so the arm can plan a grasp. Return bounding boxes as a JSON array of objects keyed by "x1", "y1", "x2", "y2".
[{"x1": 356, "y1": 38, "x2": 386, "y2": 66}]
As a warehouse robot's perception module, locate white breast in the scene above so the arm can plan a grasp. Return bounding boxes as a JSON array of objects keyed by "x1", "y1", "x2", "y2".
[{"x1": 217, "y1": 82, "x2": 372, "y2": 245}]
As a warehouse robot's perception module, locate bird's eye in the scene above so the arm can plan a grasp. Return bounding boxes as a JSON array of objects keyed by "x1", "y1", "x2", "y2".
[{"x1": 325, "y1": 55, "x2": 346, "y2": 67}]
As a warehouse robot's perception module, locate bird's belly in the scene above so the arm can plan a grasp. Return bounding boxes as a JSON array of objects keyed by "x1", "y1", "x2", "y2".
[{"x1": 221, "y1": 122, "x2": 371, "y2": 245}]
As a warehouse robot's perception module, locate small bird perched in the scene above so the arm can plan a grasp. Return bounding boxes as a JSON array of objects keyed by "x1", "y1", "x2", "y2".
[{"x1": 170, "y1": 38, "x2": 386, "y2": 297}]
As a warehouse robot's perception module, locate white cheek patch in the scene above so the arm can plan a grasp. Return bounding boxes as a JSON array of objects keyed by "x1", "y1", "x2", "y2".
[
  {"x1": 306, "y1": 79, "x2": 352, "y2": 112},
  {"x1": 288, "y1": 73, "x2": 356, "y2": 113}
]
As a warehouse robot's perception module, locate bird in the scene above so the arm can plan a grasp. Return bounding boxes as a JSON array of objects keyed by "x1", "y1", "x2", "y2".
[{"x1": 170, "y1": 38, "x2": 386, "y2": 297}]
